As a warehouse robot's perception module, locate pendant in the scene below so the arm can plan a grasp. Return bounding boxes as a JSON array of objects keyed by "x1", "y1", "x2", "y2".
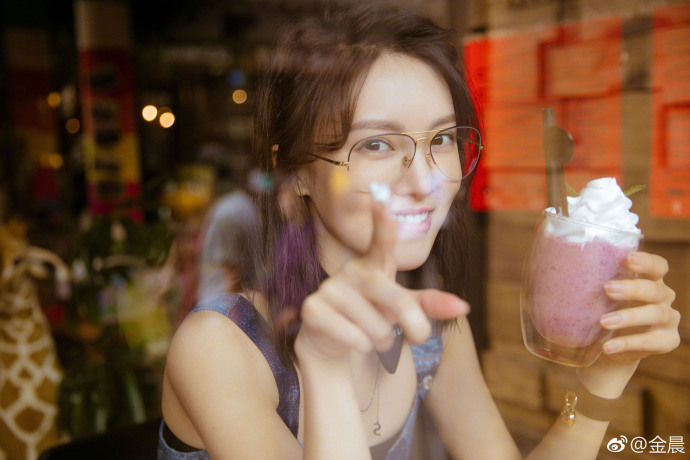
[
  {"x1": 373, "y1": 422, "x2": 381, "y2": 436},
  {"x1": 377, "y1": 326, "x2": 404, "y2": 374}
]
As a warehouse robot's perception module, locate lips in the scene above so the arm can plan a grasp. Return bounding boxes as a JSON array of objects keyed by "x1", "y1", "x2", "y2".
[
  {"x1": 394, "y1": 211, "x2": 429, "y2": 224},
  {"x1": 393, "y1": 208, "x2": 433, "y2": 234}
]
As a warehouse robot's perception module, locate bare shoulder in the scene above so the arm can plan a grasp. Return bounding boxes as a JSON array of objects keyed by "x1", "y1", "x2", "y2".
[
  {"x1": 167, "y1": 291, "x2": 271, "y2": 375},
  {"x1": 165, "y1": 308, "x2": 277, "y2": 407},
  {"x1": 163, "y1": 309, "x2": 297, "y2": 458}
]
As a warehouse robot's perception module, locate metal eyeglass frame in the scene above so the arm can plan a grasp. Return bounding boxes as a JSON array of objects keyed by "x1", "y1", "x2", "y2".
[{"x1": 304, "y1": 125, "x2": 483, "y2": 183}]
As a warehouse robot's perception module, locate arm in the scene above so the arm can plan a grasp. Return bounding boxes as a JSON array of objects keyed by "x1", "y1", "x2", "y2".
[
  {"x1": 296, "y1": 338, "x2": 371, "y2": 460},
  {"x1": 526, "y1": 252, "x2": 679, "y2": 459},
  {"x1": 424, "y1": 319, "x2": 522, "y2": 460},
  {"x1": 293, "y1": 256, "x2": 467, "y2": 460},
  {"x1": 425, "y1": 318, "x2": 620, "y2": 460},
  {"x1": 163, "y1": 310, "x2": 302, "y2": 460},
  {"x1": 292, "y1": 196, "x2": 469, "y2": 459},
  {"x1": 426, "y1": 323, "x2": 656, "y2": 460},
  {"x1": 426, "y1": 251, "x2": 679, "y2": 460}
]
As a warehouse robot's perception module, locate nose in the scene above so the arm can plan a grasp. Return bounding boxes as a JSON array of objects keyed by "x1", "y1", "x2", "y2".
[{"x1": 394, "y1": 136, "x2": 436, "y2": 197}]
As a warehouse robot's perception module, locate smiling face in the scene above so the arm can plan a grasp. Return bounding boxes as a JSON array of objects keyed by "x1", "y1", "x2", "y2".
[{"x1": 298, "y1": 53, "x2": 462, "y2": 273}]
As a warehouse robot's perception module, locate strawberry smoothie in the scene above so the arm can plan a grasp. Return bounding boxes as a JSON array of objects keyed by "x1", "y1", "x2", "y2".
[
  {"x1": 528, "y1": 231, "x2": 636, "y2": 348},
  {"x1": 521, "y1": 178, "x2": 642, "y2": 366}
]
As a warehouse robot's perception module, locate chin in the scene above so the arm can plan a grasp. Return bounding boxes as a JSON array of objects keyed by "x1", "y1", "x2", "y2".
[
  {"x1": 396, "y1": 260, "x2": 427, "y2": 271},
  {"x1": 394, "y1": 244, "x2": 434, "y2": 271},
  {"x1": 393, "y1": 224, "x2": 442, "y2": 271}
]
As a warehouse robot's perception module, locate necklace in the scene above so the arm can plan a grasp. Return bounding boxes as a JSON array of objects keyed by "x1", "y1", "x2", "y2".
[
  {"x1": 359, "y1": 361, "x2": 380, "y2": 412},
  {"x1": 359, "y1": 360, "x2": 382, "y2": 436},
  {"x1": 374, "y1": 375, "x2": 381, "y2": 436},
  {"x1": 360, "y1": 325, "x2": 403, "y2": 436}
]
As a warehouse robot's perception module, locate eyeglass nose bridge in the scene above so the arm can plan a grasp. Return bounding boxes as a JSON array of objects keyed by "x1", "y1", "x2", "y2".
[{"x1": 401, "y1": 135, "x2": 435, "y2": 172}]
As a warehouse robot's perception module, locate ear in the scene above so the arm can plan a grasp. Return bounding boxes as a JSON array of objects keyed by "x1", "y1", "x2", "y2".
[
  {"x1": 294, "y1": 168, "x2": 311, "y2": 197},
  {"x1": 271, "y1": 144, "x2": 279, "y2": 168}
]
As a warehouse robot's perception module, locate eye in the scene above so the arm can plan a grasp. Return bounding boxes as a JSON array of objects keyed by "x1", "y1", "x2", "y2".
[
  {"x1": 431, "y1": 131, "x2": 456, "y2": 147},
  {"x1": 359, "y1": 138, "x2": 394, "y2": 152}
]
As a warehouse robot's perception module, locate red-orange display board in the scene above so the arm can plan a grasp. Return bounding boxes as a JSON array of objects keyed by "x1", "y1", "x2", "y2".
[
  {"x1": 466, "y1": 18, "x2": 623, "y2": 211},
  {"x1": 651, "y1": 3, "x2": 690, "y2": 218},
  {"x1": 76, "y1": 1, "x2": 142, "y2": 220}
]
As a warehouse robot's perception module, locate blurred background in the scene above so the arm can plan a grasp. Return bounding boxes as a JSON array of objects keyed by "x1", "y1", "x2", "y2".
[{"x1": 0, "y1": 0, "x2": 688, "y2": 459}]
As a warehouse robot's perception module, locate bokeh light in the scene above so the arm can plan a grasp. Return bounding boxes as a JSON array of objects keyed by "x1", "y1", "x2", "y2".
[
  {"x1": 40, "y1": 153, "x2": 63, "y2": 169},
  {"x1": 48, "y1": 153, "x2": 64, "y2": 169},
  {"x1": 47, "y1": 92, "x2": 61, "y2": 108},
  {"x1": 65, "y1": 118, "x2": 80, "y2": 134},
  {"x1": 142, "y1": 105, "x2": 158, "y2": 121},
  {"x1": 159, "y1": 112, "x2": 175, "y2": 128},
  {"x1": 232, "y1": 89, "x2": 247, "y2": 104}
]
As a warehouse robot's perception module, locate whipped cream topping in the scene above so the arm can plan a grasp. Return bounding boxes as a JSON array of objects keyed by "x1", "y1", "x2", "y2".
[{"x1": 545, "y1": 178, "x2": 641, "y2": 244}]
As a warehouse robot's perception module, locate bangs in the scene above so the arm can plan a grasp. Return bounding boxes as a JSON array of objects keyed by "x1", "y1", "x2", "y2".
[{"x1": 279, "y1": 45, "x2": 379, "y2": 159}]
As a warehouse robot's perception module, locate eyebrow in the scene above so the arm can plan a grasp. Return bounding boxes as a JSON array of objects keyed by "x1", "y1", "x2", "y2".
[
  {"x1": 350, "y1": 119, "x2": 404, "y2": 132},
  {"x1": 349, "y1": 114, "x2": 457, "y2": 133},
  {"x1": 427, "y1": 114, "x2": 457, "y2": 130}
]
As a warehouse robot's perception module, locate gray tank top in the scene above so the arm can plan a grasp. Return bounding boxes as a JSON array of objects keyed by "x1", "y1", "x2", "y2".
[{"x1": 158, "y1": 293, "x2": 443, "y2": 460}]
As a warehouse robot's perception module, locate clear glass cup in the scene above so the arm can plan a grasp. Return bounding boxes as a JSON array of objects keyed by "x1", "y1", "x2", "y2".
[{"x1": 520, "y1": 211, "x2": 643, "y2": 367}]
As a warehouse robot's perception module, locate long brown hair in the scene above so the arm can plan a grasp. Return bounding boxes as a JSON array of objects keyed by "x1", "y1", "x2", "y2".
[{"x1": 250, "y1": 4, "x2": 481, "y2": 364}]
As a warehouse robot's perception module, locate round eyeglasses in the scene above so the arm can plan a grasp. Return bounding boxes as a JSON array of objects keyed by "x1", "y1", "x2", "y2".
[{"x1": 306, "y1": 126, "x2": 483, "y2": 192}]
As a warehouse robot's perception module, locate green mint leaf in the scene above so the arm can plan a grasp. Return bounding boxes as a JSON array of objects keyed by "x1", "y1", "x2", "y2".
[
  {"x1": 566, "y1": 182, "x2": 579, "y2": 197},
  {"x1": 624, "y1": 184, "x2": 646, "y2": 196}
]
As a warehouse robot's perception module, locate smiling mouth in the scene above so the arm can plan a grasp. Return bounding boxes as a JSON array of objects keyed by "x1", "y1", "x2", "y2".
[{"x1": 394, "y1": 211, "x2": 429, "y2": 225}]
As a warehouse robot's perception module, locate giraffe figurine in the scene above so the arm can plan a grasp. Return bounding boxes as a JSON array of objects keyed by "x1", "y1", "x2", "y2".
[{"x1": 0, "y1": 221, "x2": 70, "y2": 460}]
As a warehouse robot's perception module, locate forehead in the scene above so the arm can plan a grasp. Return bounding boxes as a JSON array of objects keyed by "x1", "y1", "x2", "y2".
[{"x1": 352, "y1": 53, "x2": 455, "y2": 131}]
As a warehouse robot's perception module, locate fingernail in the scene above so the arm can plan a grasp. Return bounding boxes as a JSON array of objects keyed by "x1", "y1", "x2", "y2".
[
  {"x1": 604, "y1": 281, "x2": 623, "y2": 294},
  {"x1": 603, "y1": 341, "x2": 621, "y2": 354},
  {"x1": 600, "y1": 313, "x2": 621, "y2": 327},
  {"x1": 370, "y1": 182, "x2": 390, "y2": 203},
  {"x1": 628, "y1": 252, "x2": 643, "y2": 267}
]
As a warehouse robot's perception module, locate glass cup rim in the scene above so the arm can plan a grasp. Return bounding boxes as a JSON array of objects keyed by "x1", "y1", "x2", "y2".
[{"x1": 540, "y1": 210, "x2": 644, "y2": 241}]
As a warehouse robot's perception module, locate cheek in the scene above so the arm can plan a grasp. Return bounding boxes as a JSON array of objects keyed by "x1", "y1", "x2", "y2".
[
  {"x1": 311, "y1": 184, "x2": 374, "y2": 253},
  {"x1": 432, "y1": 182, "x2": 461, "y2": 228},
  {"x1": 337, "y1": 193, "x2": 374, "y2": 250},
  {"x1": 443, "y1": 182, "x2": 462, "y2": 207},
  {"x1": 439, "y1": 183, "x2": 461, "y2": 224}
]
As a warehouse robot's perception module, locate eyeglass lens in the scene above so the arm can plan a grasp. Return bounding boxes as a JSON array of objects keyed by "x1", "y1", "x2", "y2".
[{"x1": 348, "y1": 127, "x2": 481, "y2": 191}]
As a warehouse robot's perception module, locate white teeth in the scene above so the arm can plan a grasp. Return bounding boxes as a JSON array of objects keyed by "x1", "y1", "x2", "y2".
[{"x1": 395, "y1": 212, "x2": 428, "y2": 224}]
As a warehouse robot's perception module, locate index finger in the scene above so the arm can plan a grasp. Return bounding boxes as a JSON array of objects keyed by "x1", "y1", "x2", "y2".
[
  {"x1": 366, "y1": 182, "x2": 397, "y2": 276},
  {"x1": 627, "y1": 252, "x2": 669, "y2": 281}
]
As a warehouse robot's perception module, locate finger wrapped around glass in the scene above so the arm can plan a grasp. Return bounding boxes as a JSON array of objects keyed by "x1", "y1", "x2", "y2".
[
  {"x1": 306, "y1": 126, "x2": 483, "y2": 191},
  {"x1": 521, "y1": 208, "x2": 643, "y2": 367}
]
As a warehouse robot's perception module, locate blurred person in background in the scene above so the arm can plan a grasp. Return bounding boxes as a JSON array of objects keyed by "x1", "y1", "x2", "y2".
[
  {"x1": 196, "y1": 190, "x2": 259, "y2": 301},
  {"x1": 159, "y1": 4, "x2": 680, "y2": 459}
]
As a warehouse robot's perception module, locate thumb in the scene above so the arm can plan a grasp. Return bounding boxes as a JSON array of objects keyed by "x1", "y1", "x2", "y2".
[
  {"x1": 413, "y1": 289, "x2": 470, "y2": 320},
  {"x1": 366, "y1": 182, "x2": 397, "y2": 275}
]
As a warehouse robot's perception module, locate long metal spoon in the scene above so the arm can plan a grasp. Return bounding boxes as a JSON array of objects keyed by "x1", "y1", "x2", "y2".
[{"x1": 542, "y1": 109, "x2": 574, "y2": 216}]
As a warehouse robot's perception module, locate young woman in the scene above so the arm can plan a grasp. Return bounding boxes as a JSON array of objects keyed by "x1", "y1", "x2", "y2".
[{"x1": 159, "y1": 5, "x2": 680, "y2": 459}]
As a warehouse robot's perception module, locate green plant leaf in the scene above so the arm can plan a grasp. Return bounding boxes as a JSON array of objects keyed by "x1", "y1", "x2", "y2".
[{"x1": 624, "y1": 184, "x2": 646, "y2": 196}]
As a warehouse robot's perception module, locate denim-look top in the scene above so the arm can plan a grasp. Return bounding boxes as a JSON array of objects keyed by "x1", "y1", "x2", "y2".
[{"x1": 158, "y1": 293, "x2": 444, "y2": 460}]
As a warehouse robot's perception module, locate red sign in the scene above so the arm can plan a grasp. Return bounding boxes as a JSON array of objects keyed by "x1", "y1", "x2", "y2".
[
  {"x1": 76, "y1": 1, "x2": 142, "y2": 220},
  {"x1": 466, "y1": 18, "x2": 623, "y2": 211},
  {"x1": 651, "y1": 3, "x2": 690, "y2": 218}
]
